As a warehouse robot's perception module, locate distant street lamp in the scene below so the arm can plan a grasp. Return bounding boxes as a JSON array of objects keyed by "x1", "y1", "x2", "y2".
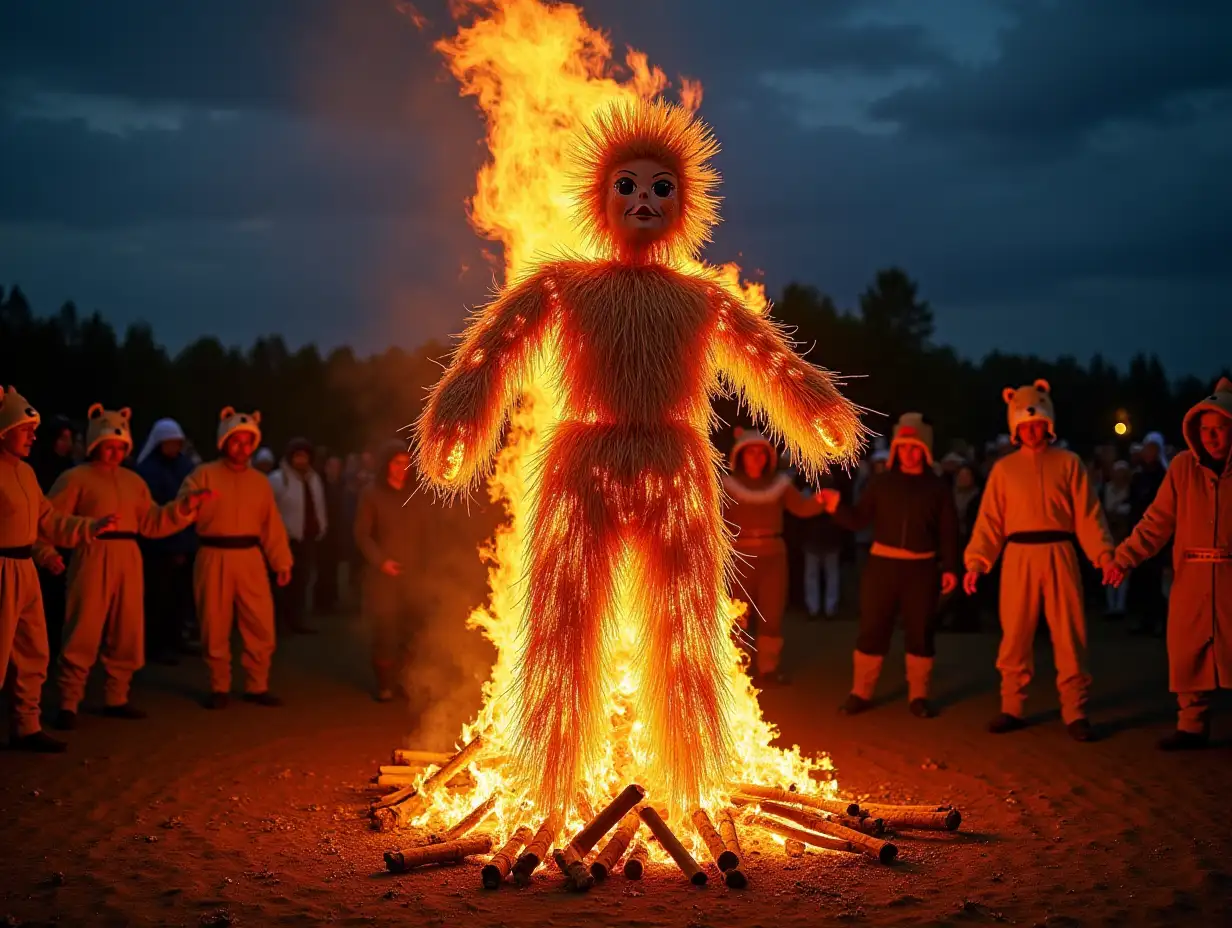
[
  {"x1": 1114, "y1": 408, "x2": 1131, "y2": 437},
  {"x1": 1114, "y1": 422, "x2": 1128, "y2": 436}
]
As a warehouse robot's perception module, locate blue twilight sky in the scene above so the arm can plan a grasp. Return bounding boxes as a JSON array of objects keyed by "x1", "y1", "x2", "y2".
[{"x1": 0, "y1": 0, "x2": 1228, "y2": 377}]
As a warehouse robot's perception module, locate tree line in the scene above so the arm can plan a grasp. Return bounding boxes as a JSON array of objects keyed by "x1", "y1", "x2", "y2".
[{"x1": 1, "y1": 271, "x2": 1223, "y2": 459}]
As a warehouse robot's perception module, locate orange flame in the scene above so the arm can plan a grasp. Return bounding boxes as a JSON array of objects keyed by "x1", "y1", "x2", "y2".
[{"x1": 408, "y1": 0, "x2": 835, "y2": 850}]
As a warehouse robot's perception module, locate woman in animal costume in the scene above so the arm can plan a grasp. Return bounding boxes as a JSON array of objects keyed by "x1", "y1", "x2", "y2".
[
  {"x1": 723, "y1": 427, "x2": 826, "y2": 685},
  {"x1": 1108, "y1": 378, "x2": 1232, "y2": 750},
  {"x1": 416, "y1": 100, "x2": 864, "y2": 814},
  {"x1": 964, "y1": 381, "x2": 1116, "y2": 742},
  {"x1": 179, "y1": 407, "x2": 293, "y2": 709},
  {"x1": 41, "y1": 405, "x2": 214, "y2": 728},
  {"x1": 821, "y1": 413, "x2": 958, "y2": 718},
  {"x1": 0, "y1": 387, "x2": 115, "y2": 751}
]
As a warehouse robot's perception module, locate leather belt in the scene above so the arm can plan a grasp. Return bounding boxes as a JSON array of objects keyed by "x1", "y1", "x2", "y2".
[
  {"x1": 198, "y1": 535, "x2": 261, "y2": 550},
  {"x1": 95, "y1": 531, "x2": 139, "y2": 541},
  {"x1": 1007, "y1": 530, "x2": 1076, "y2": 545},
  {"x1": 1183, "y1": 547, "x2": 1232, "y2": 562},
  {"x1": 0, "y1": 545, "x2": 33, "y2": 559}
]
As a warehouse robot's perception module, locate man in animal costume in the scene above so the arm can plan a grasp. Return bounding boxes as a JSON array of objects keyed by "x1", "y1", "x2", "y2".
[
  {"x1": 723, "y1": 427, "x2": 826, "y2": 685},
  {"x1": 1108, "y1": 378, "x2": 1232, "y2": 750},
  {"x1": 179, "y1": 407, "x2": 292, "y2": 709},
  {"x1": 416, "y1": 100, "x2": 864, "y2": 814},
  {"x1": 821, "y1": 413, "x2": 958, "y2": 718},
  {"x1": 964, "y1": 381, "x2": 1116, "y2": 741},
  {"x1": 0, "y1": 387, "x2": 115, "y2": 751},
  {"x1": 41, "y1": 405, "x2": 214, "y2": 728}
]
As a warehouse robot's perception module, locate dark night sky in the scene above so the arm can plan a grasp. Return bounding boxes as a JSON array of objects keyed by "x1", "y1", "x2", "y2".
[{"x1": 1, "y1": 0, "x2": 1228, "y2": 377}]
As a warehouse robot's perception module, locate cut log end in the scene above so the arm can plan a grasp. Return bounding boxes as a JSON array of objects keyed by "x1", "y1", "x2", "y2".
[{"x1": 724, "y1": 868, "x2": 748, "y2": 889}]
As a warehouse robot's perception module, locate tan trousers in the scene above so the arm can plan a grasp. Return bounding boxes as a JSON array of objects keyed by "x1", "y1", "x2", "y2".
[
  {"x1": 996, "y1": 542, "x2": 1090, "y2": 724},
  {"x1": 733, "y1": 538, "x2": 788, "y2": 674},
  {"x1": 0, "y1": 557, "x2": 51, "y2": 736},
  {"x1": 1177, "y1": 691, "x2": 1213, "y2": 734},
  {"x1": 57, "y1": 541, "x2": 145, "y2": 710},
  {"x1": 194, "y1": 548, "x2": 276, "y2": 694}
]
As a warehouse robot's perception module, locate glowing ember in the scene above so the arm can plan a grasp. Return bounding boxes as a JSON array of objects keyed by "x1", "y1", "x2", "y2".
[{"x1": 400, "y1": 0, "x2": 838, "y2": 855}]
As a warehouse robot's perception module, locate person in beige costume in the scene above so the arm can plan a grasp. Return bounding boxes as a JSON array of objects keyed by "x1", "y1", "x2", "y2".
[
  {"x1": 1108, "y1": 378, "x2": 1232, "y2": 750},
  {"x1": 0, "y1": 387, "x2": 115, "y2": 752},
  {"x1": 179, "y1": 408, "x2": 292, "y2": 709},
  {"x1": 964, "y1": 380, "x2": 1116, "y2": 742},
  {"x1": 40, "y1": 405, "x2": 213, "y2": 730}
]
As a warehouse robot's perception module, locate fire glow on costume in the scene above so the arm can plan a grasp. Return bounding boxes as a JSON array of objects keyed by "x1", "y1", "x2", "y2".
[{"x1": 416, "y1": 99, "x2": 865, "y2": 814}]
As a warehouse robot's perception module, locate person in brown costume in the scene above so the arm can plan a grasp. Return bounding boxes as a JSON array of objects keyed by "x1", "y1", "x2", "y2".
[
  {"x1": 1108, "y1": 378, "x2": 1232, "y2": 750},
  {"x1": 821, "y1": 413, "x2": 959, "y2": 718},
  {"x1": 354, "y1": 441, "x2": 425, "y2": 701},
  {"x1": 0, "y1": 387, "x2": 114, "y2": 752},
  {"x1": 722, "y1": 428, "x2": 826, "y2": 686}
]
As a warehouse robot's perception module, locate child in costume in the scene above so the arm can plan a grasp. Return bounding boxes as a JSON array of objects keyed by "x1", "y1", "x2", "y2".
[
  {"x1": 964, "y1": 381, "x2": 1116, "y2": 741},
  {"x1": 821, "y1": 413, "x2": 958, "y2": 718},
  {"x1": 723, "y1": 428, "x2": 826, "y2": 685},
  {"x1": 1108, "y1": 378, "x2": 1232, "y2": 750},
  {"x1": 179, "y1": 407, "x2": 293, "y2": 709},
  {"x1": 0, "y1": 387, "x2": 115, "y2": 752},
  {"x1": 41, "y1": 405, "x2": 213, "y2": 729},
  {"x1": 416, "y1": 100, "x2": 864, "y2": 813}
]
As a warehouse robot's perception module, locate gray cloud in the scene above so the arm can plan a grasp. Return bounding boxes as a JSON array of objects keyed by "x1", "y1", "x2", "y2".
[{"x1": 0, "y1": 0, "x2": 1228, "y2": 377}]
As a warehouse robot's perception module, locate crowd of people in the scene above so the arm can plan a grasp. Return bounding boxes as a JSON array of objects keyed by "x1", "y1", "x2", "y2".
[
  {"x1": 723, "y1": 378, "x2": 1232, "y2": 750},
  {"x1": 0, "y1": 376, "x2": 1228, "y2": 756}
]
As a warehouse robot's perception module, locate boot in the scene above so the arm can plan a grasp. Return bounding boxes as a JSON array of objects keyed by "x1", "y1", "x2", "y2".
[
  {"x1": 205, "y1": 692, "x2": 230, "y2": 710},
  {"x1": 243, "y1": 691, "x2": 284, "y2": 707},
  {"x1": 840, "y1": 693, "x2": 873, "y2": 715},
  {"x1": 103, "y1": 703, "x2": 147, "y2": 720},
  {"x1": 987, "y1": 712, "x2": 1027, "y2": 734},
  {"x1": 11, "y1": 730, "x2": 68, "y2": 753},
  {"x1": 851, "y1": 650, "x2": 884, "y2": 703},
  {"x1": 1158, "y1": 729, "x2": 1208, "y2": 751},
  {"x1": 749, "y1": 635, "x2": 788, "y2": 685},
  {"x1": 905, "y1": 654, "x2": 935, "y2": 718},
  {"x1": 1066, "y1": 718, "x2": 1096, "y2": 742},
  {"x1": 52, "y1": 709, "x2": 77, "y2": 731}
]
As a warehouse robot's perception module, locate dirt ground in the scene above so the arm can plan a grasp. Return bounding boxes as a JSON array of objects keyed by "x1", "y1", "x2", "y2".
[{"x1": 1, "y1": 603, "x2": 1229, "y2": 928}]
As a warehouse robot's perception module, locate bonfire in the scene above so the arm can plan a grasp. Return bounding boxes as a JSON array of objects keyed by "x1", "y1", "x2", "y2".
[{"x1": 367, "y1": 0, "x2": 962, "y2": 888}]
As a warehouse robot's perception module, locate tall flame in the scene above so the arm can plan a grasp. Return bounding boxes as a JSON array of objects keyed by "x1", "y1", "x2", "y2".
[{"x1": 407, "y1": 0, "x2": 835, "y2": 848}]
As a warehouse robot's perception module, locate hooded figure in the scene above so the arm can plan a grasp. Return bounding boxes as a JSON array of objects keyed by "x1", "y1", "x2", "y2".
[
  {"x1": 353, "y1": 440, "x2": 431, "y2": 700},
  {"x1": 136, "y1": 418, "x2": 200, "y2": 662},
  {"x1": 40, "y1": 405, "x2": 211, "y2": 727},
  {"x1": 1113, "y1": 378, "x2": 1232, "y2": 749},
  {"x1": 178, "y1": 408, "x2": 292, "y2": 708},
  {"x1": 964, "y1": 381, "x2": 1114, "y2": 741},
  {"x1": 824, "y1": 413, "x2": 958, "y2": 717},
  {"x1": 0, "y1": 388, "x2": 105, "y2": 751},
  {"x1": 722, "y1": 428, "x2": 826, "y2": 684}
]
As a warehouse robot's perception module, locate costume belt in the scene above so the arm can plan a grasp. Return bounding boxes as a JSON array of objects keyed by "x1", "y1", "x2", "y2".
[
  {"x1": 1006, "y1": 530, "x2": 1076, "y2": 545},
  {"x1": 198, "y1": 535, "x2": 261, "y2": 550},
  {"x1": 0, "y1": 545, "x2": 33, "y2": 559},
  {"x1": 870, "y1": 541, "x2": 936, "y2": 561},
  {"x1": 1183, "y1": 547, "x2": 1232, "y2": 562},
  {"x1": 95, "y1": 531, "x2": 139, "y2": 541}
]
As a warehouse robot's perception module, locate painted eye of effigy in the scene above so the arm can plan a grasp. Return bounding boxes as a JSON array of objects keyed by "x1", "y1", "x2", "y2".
[
  {"x1": 652, "y1": 179, "x2": 675, "y2": 198},
  {"x1": 614, "y1": 177, "x2": 636, "y2": 195}
]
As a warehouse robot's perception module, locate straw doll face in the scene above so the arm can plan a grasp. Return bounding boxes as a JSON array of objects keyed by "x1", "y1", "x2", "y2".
[{"x1": 605, "y1": 158, "x2": 680, "y2": 250}]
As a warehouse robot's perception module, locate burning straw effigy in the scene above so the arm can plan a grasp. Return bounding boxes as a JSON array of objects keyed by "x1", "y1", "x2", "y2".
[{"x1": 367, "y1": 738, "x2": 963, "y2": 889}]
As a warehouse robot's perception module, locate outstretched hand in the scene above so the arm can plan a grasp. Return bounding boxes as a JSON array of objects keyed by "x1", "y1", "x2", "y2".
[
  {"x1": 962, "y1": 569, "x2": 981, "y2": 596},
  {"x1": 180, "y1": 488, "x2": 216, "y2": 515},
  {"x1": 88, "y1": 514, "x2": 118, "y2": 540},
  {"x1": 940, "y1": 572, "x2": 958, "y2": 596},
  {"x1": 818, "y1": 488, "x2": 841, "y2": 514},
  {"x1": 1102, "y1": 563, "x2": 1128, "y2": 588}
]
